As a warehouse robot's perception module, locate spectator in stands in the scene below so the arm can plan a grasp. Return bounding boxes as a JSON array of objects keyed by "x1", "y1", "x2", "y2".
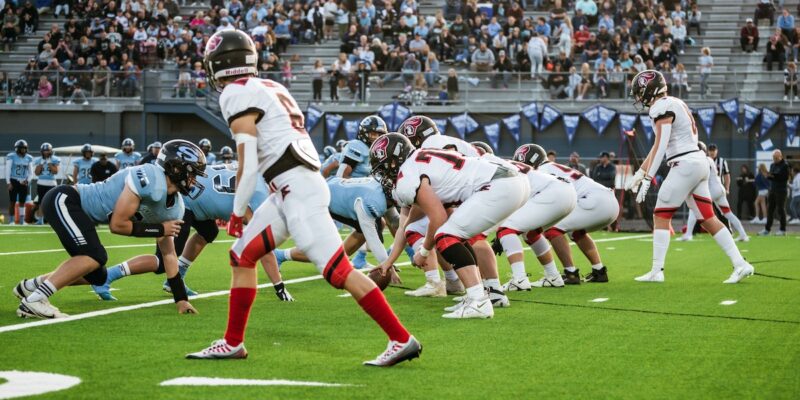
[
  {"x1": 755, "y1": 0, "x2": 777, "y2": 26},
  {"x1": 753, "y1": 163, "x2": 770, "y2": 223},
  {"x1": 699, "y1": 46, "x2": 714, "y2": 98},
  {"x1": 637, "y1": 40, "x2": 655, "y2": 64},
  {"x1": 547, "y1": 63, "x2": 568, "y2": 99},
  {"x1": 91, "y1": 58, "x2": 111, "y2": 97},
  {"x1": 409, "y1": 32, "x2": 426, "y2": 55},
  {"x1": 778, "y1": 8, "x2": 796, "y2": 42},
  {"x1": 573, "y1": 25, "x2": 590, "y2": 58},
  {"x1": 61, "y1": 73, "x2": 89, "y2": 105},
  {"x1": 741, "y1": 18, "x2": 759, "y2": 53},
  {"x1": 492, "y1": 50, "x2": 513, "y2": 89},
  {"x1": 654, "y1": 41, "x2": 677, "y2": 68},
  {"x1": 328, "y1": 61, "x2": 341, "y2": 103},
  {"x1": 672, "y1": 18, "x2": 687, "y2": 55},
  {"x1": 471, "y1": 41, "x2": 495, "y2": 73},
  {"x1": 566, "y1": 65, "x2": 582, "y2": 99},
  {"x1": 546, "y1": 150, "x2": 557, "y2": 162},
  {"x1": 594, "y1": 62, "x2": 609, "y2": 98},
  {"x1": 736, "y1": 165, "x2": 757, "y2": 220},
  {"x1": 631, "y1": 54, "x2": 646, "y2": 74},
  {"x1": 402, "y1": 53, "x2": 421, "y2": 87},
  {"x1": 591, "y1": 152, "x2": 616, "y2": 189},
  {"x1": 761, "y1": 149, "x2": 790, "y2": 235},
  {"x1": 411, "y1": 72, "x2": 427, "y2": 106},
  {"x1": 33, "y1": 75, "x2": 53, "y2": 103},
  {"x1": 424, "y1": 52, "x2": 440, "y2": 88},
  {"x1": 791, "y1": 26, "x2": 800, "y2": 62},
  {"x1": 671, "y1": 3, "x2": 686, "y2": 22},
  {"x1": 576, "y1": 62, "x2": 593, "y2": 100},
  {"x1": 446, "y1": 68, "x2": 459, "y2": 102},
  {"x1": 311, "y1": 59, "x2": 325, "y2": 104},
  {"x1": 528, "y1": 32, "x2": 547, "y2": 79},
  {"x1": 766, "y1": 32, "x2": 786, "y2": 71},
  {"x1": 609, "y1": 62, "x2": 625, "y2": 98},
  {"x1": 382, "y1": 49, "x2": 403, "y2": 85},
  {"x1": 568, "y1": 152, "x2": 588, "y2": 175},
  {"x1": 784, "y1": 61, "x2": 799, "y2": 101},
  {"x1": 688, "y1": 2, "x2": 702, "y2": 36},
  {"x1": 671, "y1": 63, "x2": 690, "y2": 98}
]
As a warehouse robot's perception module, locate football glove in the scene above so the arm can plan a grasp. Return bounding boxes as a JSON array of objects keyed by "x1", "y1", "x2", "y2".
[
  {"x1": 636, "y1": 179, "x2": 651, "y2": 204},
  {"x1": 491, "y1": 236, "x2": 504, "y2": 255},
  {"x1": 275, "y1": 287, "x2": 295, "y2": 302},
  {"x1": 626, "y1": 168, "x2": 646, "y2": 192},
  {"x1": 227, "y1": 213, "x2": 243, "y2": 238}
]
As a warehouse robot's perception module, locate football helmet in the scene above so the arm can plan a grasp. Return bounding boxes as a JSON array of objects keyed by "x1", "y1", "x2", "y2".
[
  {"x1": 220, "y1": 146, "x2": 234, "y2": 160},
  {"x1": 15, "y1": 140, "x2": 28, "y2": 154},
  {"x1": 369, "y1": 133, "x2": 414, "y2": 190},
  {"x1": 357, "y1": 116, "x2": 388, "y2": 145},
  {"x1": 121, "y1": 138, "x2": 135, "y2": 151},
  {"x1": 81, "y1": 143, "x2": 93, "y2": 156},
  {"x1": 199, "y1": 138, "x2": 212, "y2": 152},
  {"x1": 513, "y1": 144, "x2": 547, "y2": 169},
  {"x1": 471, "y1": 141, "x2": 493, "y2": 155},
  {"x1": 397, "y1": 116, "x2": 440, "y2": 148},
  {"x1": 203, "y1": 30, "x2": 258, "y2": 93},
  {"x1": 40, "y1": 142, "x2": 53, "y2": 156},
  {"x1": 157, "y1": 140, "x2": 208, "y2": 195},
  {"x1": 630, "y1": 70, "x2": 668, "y2": 110},
  {"x1": 697, "y1": 141, "x2": 707, "y2": 155}
]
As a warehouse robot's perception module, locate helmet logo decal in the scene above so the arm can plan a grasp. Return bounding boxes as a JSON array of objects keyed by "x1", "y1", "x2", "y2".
[
  {"x1": 372, "y1": 136, "x2": 390, "y2": 161},
  {"x1": 637, "y1": 71, "x2": 655, "y2": 87},
  {"x1": 206, "y1": 35, "x2": 223, "y2": 55},
  {"x1": 176, "y1": 145, "x2": 201, "y2": 162},
  {"x1": 514, "y1": 146, "x2": 529, "y2": 161},
  {"x1": 401, "y1": 117, "x2": 422, "y2": 138}
]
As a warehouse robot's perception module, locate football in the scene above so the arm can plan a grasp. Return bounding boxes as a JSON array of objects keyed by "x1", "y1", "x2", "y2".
[{"x1": 368, "y1": 267, "x2": 391, "y2": 291}]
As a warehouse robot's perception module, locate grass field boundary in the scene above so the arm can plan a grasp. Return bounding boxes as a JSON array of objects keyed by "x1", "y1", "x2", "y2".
[{"x1": 0, "y1": 234, "x2": 649, "y2": 334}]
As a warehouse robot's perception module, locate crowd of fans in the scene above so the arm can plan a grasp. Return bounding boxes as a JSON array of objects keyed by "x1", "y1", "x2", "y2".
[{"x1": 743, "y1": 2, "x2": 800, "y2": 102}]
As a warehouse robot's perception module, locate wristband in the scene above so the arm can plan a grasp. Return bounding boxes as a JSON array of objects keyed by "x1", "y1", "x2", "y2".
[
  {"x1": 167, "y1": 275, "x2": 189, "y2": 302},
  {"x1": 418, "y1": 247, "x2": 430, "y2": 257},
  {"x1": 130, "y1": 222, "x2": 164, "y2": 237}
]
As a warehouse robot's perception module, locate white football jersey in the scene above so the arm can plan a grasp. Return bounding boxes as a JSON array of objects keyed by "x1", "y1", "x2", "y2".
[
  {"x1": 219, "y1": 78, "x2": 319, "y2": 174},
  {"x1": 510, "y1": 161, "x2": 560, "y2": 196},
  {"x1": 394, "y1": 149, "x2": 497, "y2": 207},
  {"x1": 648, "y1": 96, "x2": 701, "y2": 161},
  {"x1": 706, "y1": 156, "x2": 724, "y2": 193},
  {"x1": 539, "y1": 162, "x2": 604, "y2": 195},
  {"x1": 421, "y1": 135, "x2": 480, "y2": 157}
]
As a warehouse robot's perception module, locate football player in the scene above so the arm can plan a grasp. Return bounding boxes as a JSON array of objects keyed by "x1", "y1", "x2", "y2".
[
  {"x1": 470, "y1": 141, "x2": 494, "y2": 156},
  {"x1": 373, "y1": 133, "x2": 530, "y2": 318},
  {"x1": 199, "y1": 138, "x2": 217, "y2": 165},
  {"x1": 493, "y1": 145, "x2": 578, "y2": 291},
  {"x1": 140, "y1": 141, "x2": 162, "y2": 165},
  {"x1": 218, "y1": 146, "x2": 236, "y2": 165},
  {"x1": 678, "y1": 141, "x2": 749, "y2": 242},
  {"x1": 320, "y1": 140, "x2": 348, "y2": 177},
  {"x1": 534, "y1": 146, "x2": 619, "y2": 286},
  {"x1": 115, "y1": 138, "x2": 142, "y2": 169},
  {"x1": 71, "y1": 144, "x2": 97, "y2": 184},
  {"x1": 92, "y1": 164, "x2": 294, "y2": 302},
  {"x1": 6, "y1": 140, "x2": 34, "y2": 225},
  {"x1": 12, "y1": 140, "x2": 205, "y2": 318},
  {"x1": 626, "y1": 70, "x2": 753, "y2": 283},
  {"x1": 188, "y1": 30, "x2": 419, "y2": 366},
  {"x1": 32, "y1": 143, "x2": 61, "y2": 224}
]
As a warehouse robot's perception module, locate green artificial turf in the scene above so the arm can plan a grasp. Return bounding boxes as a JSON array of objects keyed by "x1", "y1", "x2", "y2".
[{"x1": 0, "y1": 226, "x2": 798, "y2": 399}]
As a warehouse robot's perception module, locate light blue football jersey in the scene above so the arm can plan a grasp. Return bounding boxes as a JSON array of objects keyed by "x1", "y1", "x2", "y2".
[
  {"x1": 183, "y1": 164, "x2": 268, "y2": 221},
  {"x1": 77, "y1": 164, "x2": 184, "y2": 224},
  {"x1": 6, "y1": 152, "x2": 34, "y2": 181},
  {"x1": 321, "y1": 151, "x2": 342, "y2": 173},
  {"x1": 337, "y1": 140, "x2": 372, "y2": 178},
  {"x1": 115, "y1": 151, "x2": 142, "y2": 169},
  {"x1": 34, "y1": 155, "x2": 62, "y2": 185},
  {"x1": 327, "y1": 176, "x2": 388, "y2": 221},
  {"x1": 204, "y1": 152, "x2": 217, "y2": 165},
  {"x1": 72, "y1": 157, "x2": 98, "y2": 184}
]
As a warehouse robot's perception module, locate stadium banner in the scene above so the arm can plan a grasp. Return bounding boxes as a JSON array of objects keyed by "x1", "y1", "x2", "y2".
[
  {"x1": 378, "y1": 103, "x2": 394, "y2": 128},
  {"x1": 581, "y1": 105, "x2": 616, "y2": 136},
  {"x1": 743, "y1": 103, "x2": 762, "y2": 133},
  {"x1": 719, "y1": 98, "x2": 739, "y2": 129},
  {"x1": 521, "y1": 102, "x2": 539, "y2": 130},
  {"x1": 484, "y1": 122, "x2": 501, "y2": 151},
  {"x1": 619, "y1": 113, "x2": 638, "y2": 138},
  {"x1": 393, "y1": 103, "x2": 412, "y2": 130},
  {"x1": 760, "y1": 107, "x2": 780, "y2": 138},
  {"x1": 639, "y1": 114, "x2": 654, "y2": 142},
  {"x1": 306, "y1": 105, "x2": 324, "y2": 132},
  {"x1": 343, "y1": 120, "x2": 359, "y2": 141},
  {"x1": 563, "y1": 114, "x2": 580, "y2": 144},
  {"x1": 449, "y1": 113, "x2": 479, "y2": 139},
  {"x1": 431, "y1": 118, "x2": 449, "y2": 135},
  {"x1": 502, "y1": 114, "x2": 522, "y2": 143},
  {"x1": 580, "y1": 106, "x2": 599, "y2": 135},
  {"x1": 540, "y1": 104, "x2": 562, "y2": 131},
  {"x1": 325, "y1": 113, "x2": 343, "y2": 143},
  {"x1": 784, "y1": 115, "x2": 799, "y2": 145},
  {"x1": 695, "y1": 107, "x2": 715, "y2": 139}
]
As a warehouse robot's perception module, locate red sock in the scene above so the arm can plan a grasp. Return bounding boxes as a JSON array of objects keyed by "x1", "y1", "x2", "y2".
[
  {"x1": 357, "y1": 288, "x2": 410, "y2": 343},
  {"x1": 224, "y1": 287, "x2": 257, "y2": 347}
]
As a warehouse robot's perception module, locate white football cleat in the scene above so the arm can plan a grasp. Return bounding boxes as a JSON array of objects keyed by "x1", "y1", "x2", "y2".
[
  {"x1": 634, "y1": 270, "x2": 665, "y2": 282},
  {"x1": 445, "y1": 278, "x2": 465, "y2": 294},
  {"x1": 186, "y1": 339, "x2": 248, "y2": 359},
  {"x1": 723, "y1": 262, "x2": 755, "y2": 284},
  {"x1": 442, "y1": 296, "x2": 494, "y2": 319},
  {"x1": 488, "y1": 287, "x2": 510, "y2": 308},
  {"x1": 363, "y1": 336, "x2": 422, "y2": 367},
  {"x1": 444, "y1": 299, "x2": 466, "y2": 312},
  {"x1": 404, "y1": 280, "x2": 446, "y2": 297},
  {"x1": 12, "y1": 279, "x2": 36, "y2": 300},
  {"x1": 531, "y1": 275, "x2": 565, "y2": 288},
  {"x1": 735, "y1": 235, "x2": 750, "y2": 242},
  {"x1": 17, "y1": 298, "x2": 68, "y2": 319},
  {"x1": 676, "y1": 235, "x2": 693, "y2": 242},
  {"x1": 503, "y1": 277, "x2": 532, "y2": 291}
]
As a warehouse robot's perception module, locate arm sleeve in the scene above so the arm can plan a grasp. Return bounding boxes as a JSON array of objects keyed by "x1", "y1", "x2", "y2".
[
  {"x1": 232, "y1": 133, "x2": 259, "y2": 217},
  {"x1": 355, "y1": 197, "x2": 389, "y2": 264},
  {"x1": 5, "y1": 159, "x2": 11, "y2": 182},
  {"x1": 646, "y1": 122, "x2": 671, "y2": 179}
]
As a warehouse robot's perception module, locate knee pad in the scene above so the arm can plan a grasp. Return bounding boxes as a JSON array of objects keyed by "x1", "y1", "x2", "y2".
[
  {"x1": 229, "y1": 227, "x2": 276, "y2": 268},
  {"x1": 405, "y1": 230, "x2": 424, "y2": 248},
  {"x1": 434, "y1": 233, "x2": 464, "y2": 254},
  {"x1": 570, "y1": 229, "x2": 587, "y2": 241},
  {"x1": 524, "y1": 228, "x2": 543, "y2": 245},
  {"x1": 322, "y1": 247, "x2": 354, "y2": 289},
  {"x1": 720, "y1": 206, "x2": 732, "y2": 215},
  {"x1": 654, "y1": 207, "x2": 678, "y2": 219},
  {"x1": 83, "y1": 266, "x2": 108, "y2": 286},
  {"x1": 199, "y1": 224, "x2": 219, "y2": 244},
  {"x1": 85, "y1": 246, "x2": 108, "y2": 268},
  {"x1": 544, "y1": 227, "x2": 566, "y2": 240},
  {"x1": 531, "y1": 235, "x2": 551, "y2": 257},
  {"x1": 496, "y1": 227, "x2": 521, "y2": 239},
  {"x1": 692, "y1": 194, "x2": 715, "y2": 220},
  {"x1": 499, "y1": 233, "x2": 524, "y2": 256},
  {"x1": 439, "y1": 242, "x2": 476, "y2": 270}
]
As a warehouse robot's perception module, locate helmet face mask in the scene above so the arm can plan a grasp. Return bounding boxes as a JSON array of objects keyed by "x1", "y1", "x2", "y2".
[
  {"x1": 81, "y1": 143, "x2": 93, "y2": 158},
  {"x1": 40, "y1": 142, "x2": 53, "y2": 158},
  {"x1": 15, "y1": 140, "x2": 28, "y2": 155},
  {"x1": 157, "y1": 140, "x2": 208, "y2": 196},
  {"x1": 220, "y1": 146, "x2": 234, "y2": 160},
  {"x1": 369, "y1": 133, "x2": 413, "y2": 191},
  {"x1": 357, "y1": 116, "x2": 388, "y2": 146},
  {"x1": 122, "y1": 138, "x2": 134, "y2": 153}
]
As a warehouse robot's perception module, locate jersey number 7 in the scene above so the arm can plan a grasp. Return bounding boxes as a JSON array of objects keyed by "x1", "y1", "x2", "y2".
[{"x1": 415, "y1": 149, "x2": 465, "y2": 170}]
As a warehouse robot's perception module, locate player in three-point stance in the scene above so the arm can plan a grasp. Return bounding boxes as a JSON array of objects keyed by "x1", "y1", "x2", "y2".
[
  {"x1": 13, "y1": 140, "x2": 205, "y2": 318},
  {"x1": 625, "y1": 70, "x2": 754, "y2": 283},
  {"x1": 186, "y1": 30, "x2": 419, "y2": 366}
]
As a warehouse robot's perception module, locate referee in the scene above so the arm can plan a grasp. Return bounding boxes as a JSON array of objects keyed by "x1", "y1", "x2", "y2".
[{"x1": 708, "y1": 143, "x2": 730, "y2": 194}]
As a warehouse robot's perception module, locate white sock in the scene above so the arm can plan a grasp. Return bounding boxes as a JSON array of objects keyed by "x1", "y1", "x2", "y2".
[
  {"x1": 652, "y1": 229, "x2": 671, "y2": 272},
  {"x1": 27, "y1": 279, "x2": 56, "y2": 303},
  {"x1": 564, "y1": 266, "x2": 577, "y2": 273},
  {"x1": 465, "y1": 283, "x2": 485, "y2": 300},
  {"x1": 18, "y1": 207, "x2": 24, "y2": 222},
  {"x1": 120, "y1": 262, "x2": 131, "y2": 276},
  {"x1": 724, "y1": 212, "x2": 747, "y2": 237},
  {"x1": 178, "y1": 256, "x2": 193, "y2": 269},
  {"x1": 424, "y1": 269, "x2": 441, "y2": 283},
  {"x1": 591, "y1": 263, "x2": 604, "y2": 271},
  {"x1": 443, "y1": 269, "x2": 458, "y2": 281},
  {"x1": 283, "y1": 248, "x2": 294, "y2": 261},
  {"x1": 499, "y1": 234, "x2": 524, "y2": 257},
  {"x1": 685, "y1": 210, "x2": 697, "y2": 237},
  {"x1": 484, "y1": 278, "x2": 501, "y2": 291},
  {"x1": 531, "y1": 236, "x2": 551, "y2": 257},
  {"x1": 23, "y1": 277, "x2": 39, "y2": 292},
  {"x1": 510, "y1": 261, "x2": 527, "y2": 280},
  {"x1": 542, "y1": 261, "x2": 559, "y2": 277},
  {"x1": 713, "y1": 229, "x2": 745, "y2": 266}
]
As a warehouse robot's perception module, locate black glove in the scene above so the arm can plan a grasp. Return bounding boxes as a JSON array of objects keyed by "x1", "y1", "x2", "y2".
[
  {"x1": 274, "y1": 282, "x2": 295, "y2": 302},
  {"x1": 491, "y1": 236, "x2": 504, "y2": 255}
]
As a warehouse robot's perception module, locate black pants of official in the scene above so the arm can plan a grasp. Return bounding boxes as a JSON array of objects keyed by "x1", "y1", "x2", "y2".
[{"x1": 765, "y1": 189, "x2": 787, "y2": 232}]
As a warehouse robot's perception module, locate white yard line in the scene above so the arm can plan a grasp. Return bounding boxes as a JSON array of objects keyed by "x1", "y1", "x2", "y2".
[
  {"x1": 0, "y1": 240, "x2": 236, "y2": 256},
  {"x1": 160, "y1": 377, "x2": 360, "y2": 387},
  {"x1": 0, "y1": 234, "x2": 648, "y2": 334}
]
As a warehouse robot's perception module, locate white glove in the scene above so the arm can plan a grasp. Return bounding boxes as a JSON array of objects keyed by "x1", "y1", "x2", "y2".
[
  {"x1": 626, "y1": 168, "x2": 646, "y2": 192},
  {"x1": 636, "y1": 179, "x2": 651, "y2": 203}
]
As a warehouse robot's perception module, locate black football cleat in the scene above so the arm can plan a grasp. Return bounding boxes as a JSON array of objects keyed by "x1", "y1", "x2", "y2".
[
  {"x1": 584, "y1": 267, "x2": 609, "y2": 283},
  {"x1": 562, "y1": 269, "x2": 581, "y2": 285}
]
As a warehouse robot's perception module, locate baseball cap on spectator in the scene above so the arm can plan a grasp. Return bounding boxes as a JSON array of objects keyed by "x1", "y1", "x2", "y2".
[
  {"x1": 746, "y1": 18, "x2": 754, "y2": 23},
  {"x1": 599, "y1": 151, "x2": 610, "y2": 158}
]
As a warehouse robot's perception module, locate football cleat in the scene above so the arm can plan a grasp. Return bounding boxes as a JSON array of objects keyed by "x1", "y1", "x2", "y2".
[
  {"x1": 584, "y1": 267, "x2": 609, "y2": 283},
  {"x1": 404, "y1": 280, "x2": 446, "y2": 297},
  {"x1": 92, "y1": 282, "x2": 117, "y2": 301},
  {"x1": 502, "y1": 277, "x2": 532, "y2": 291},
  {"x1": 12, "y1": 279, "x2": 36, "y2": 300},
  {"x1": 363, "y1": 336, "x2": 422, "y2": 367},
  {"x1": 186, "y1": 339, "x2": 248, "y2": 359},
  {"x1": 531, "y1": 275, "x2": 565, "y2": 288},
  {"x1": 723, "y1": 262, "x2": 755, "y2": 284},
  {"x1": 487, "y1": 287, "x2": 510, "y2": 308},
  {"x1": 735, "y1": 235, "x2": 750, "y2": 242},
  {"x1": 442, "y1": 297, "x2": 494, "y2": 319},
  {"x1": 676, "y1": 235, "x2": 693, "y2": 241},
  {"x1": 352, "y1": 250, "x2": 368, "y2": 269},
  {"x1": 162, "y1": 282, "x2": 198, "y2": 297},
  {"x1": 17, "y1": 298, "x2": 69, "y2": 319},
  {"x1": 445, "y1": 278, "x2": 465, "y2": 295},
  {"x1": 562, "y1": 269, "x2": 581, "y2": 285},
  {"x1": 635, "y1": 270, "x2": 665, "y2": 282}
]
